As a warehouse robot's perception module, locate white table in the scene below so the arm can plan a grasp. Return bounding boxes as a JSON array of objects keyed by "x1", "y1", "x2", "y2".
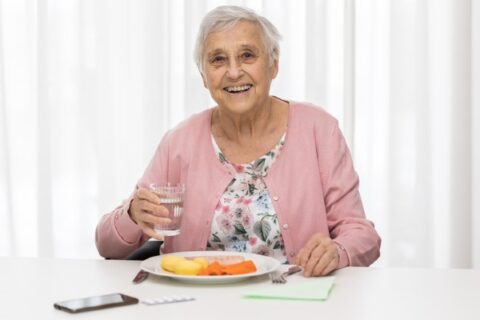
[{"x1": 0, "y1": 257, "x2": 479, "y2": 320}]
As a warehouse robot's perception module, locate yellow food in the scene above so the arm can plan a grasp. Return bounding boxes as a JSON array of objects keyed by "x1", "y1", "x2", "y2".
[
  {"x1": 161, "y1": 256, "x2": 206, "y2": 275},
  {"x1": 173, "y1": 259, "x2": 204, "y2": 275},
  {"x1": 161, "y1": 256, "x2": 185, "y2": 272},
  {"x1": 192, "y1": 257, "x2": 209, "y2": 269}
]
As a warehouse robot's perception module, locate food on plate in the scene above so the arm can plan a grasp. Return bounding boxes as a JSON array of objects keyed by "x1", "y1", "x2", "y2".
[
  {"x1": 202, "y1": 255, "x2": 245, "y2": 265},
  {"x1": 198, "y1": 260, "x2": 256, "y2": 276},
  {"x1": 160, "y1": 255, "x2": 257, "y2": 276},
  {"x1": 174, "y1": 259, "x2": 204, "y2": 275},
  {"x1": 192, "y1": 257, "x2": 209, "y2": 269},
  {"x1": 161, "y1": 256, "x2": 203, "y2": 275},
  {"x1": 223, "y1": 260, "x2": 257, "y2": 275},
  {"x1": 161, "y1": 255, "x2": 185, "y2": 273}
]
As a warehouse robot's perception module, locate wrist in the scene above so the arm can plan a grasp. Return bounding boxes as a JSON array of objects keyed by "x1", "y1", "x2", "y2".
[
  {"x1": 334, "y1": 241, "x2": 349, "y2": 269},
  {"x1": 126, "y1": 198, "x2": 138, "y2": 224}
]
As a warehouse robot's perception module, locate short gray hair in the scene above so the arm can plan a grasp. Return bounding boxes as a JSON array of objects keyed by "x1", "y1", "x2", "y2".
[{"x1": 194, "y1": 5, "x2": 282, "y2": 74}]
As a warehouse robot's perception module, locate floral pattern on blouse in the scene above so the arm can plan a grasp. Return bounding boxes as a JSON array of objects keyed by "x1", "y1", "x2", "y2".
[{"x1": 206, "y1": 133, "x2": 288, "y2": 263}]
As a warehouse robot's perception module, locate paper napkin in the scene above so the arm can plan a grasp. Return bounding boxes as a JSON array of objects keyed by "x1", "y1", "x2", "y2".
[{"x1": 244, "y1": 276, "x2": 335, "y2": 301}]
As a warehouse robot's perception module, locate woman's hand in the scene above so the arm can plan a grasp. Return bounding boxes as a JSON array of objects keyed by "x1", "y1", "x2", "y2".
[
  {"x1": 294, "y1": 233, "x2": 339, "y2": 277},
  {"x1": 128, "y1": 187, "x2": 170, "y2": 240}
]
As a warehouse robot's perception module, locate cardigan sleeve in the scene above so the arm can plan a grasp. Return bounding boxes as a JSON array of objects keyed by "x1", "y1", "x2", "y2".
[
  {"x1": 317, "y1": 120, "x2": 381, "y2": 267},
  {"x1": 94, "y1": 195, "x2": 149, "y2": 259}
]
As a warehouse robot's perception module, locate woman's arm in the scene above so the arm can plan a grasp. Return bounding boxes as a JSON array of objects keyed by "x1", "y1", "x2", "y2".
[
  {"x1": 320, "y1": 121, "x2": 381, "y2": 267},
  {"x1": 95, "y1": 196, "x2": 149, "y2": 259}
]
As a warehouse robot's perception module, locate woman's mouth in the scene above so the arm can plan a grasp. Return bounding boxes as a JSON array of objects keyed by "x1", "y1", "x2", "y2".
[{"x1": 223, "y1": 84, "x2": 253, "y2": 94}]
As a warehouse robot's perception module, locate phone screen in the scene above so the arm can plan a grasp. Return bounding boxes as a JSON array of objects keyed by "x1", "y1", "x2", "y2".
[{"x1": 54, "y1": 293, "x2": 138, "y2": 313}]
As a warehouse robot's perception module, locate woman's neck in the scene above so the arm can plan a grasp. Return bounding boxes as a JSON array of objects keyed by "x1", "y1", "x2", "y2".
[{"x1": 212, "y1": 97, "x2": 276, "y2": 143}]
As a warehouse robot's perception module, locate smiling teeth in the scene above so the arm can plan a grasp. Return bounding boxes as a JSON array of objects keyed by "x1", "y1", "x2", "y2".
[{"x1": 225, "y1": 85, "x2": 252, "y2": 93}]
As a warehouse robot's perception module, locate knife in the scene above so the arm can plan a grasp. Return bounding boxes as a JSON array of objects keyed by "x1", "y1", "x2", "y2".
[{"x1": 132, "y1": 270, "x2": 149, "y2": 284}]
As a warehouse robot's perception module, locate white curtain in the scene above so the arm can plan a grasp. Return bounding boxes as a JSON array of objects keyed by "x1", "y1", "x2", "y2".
[{"x1": 0, "y1": 0, "x2": 478, "y2": 268}]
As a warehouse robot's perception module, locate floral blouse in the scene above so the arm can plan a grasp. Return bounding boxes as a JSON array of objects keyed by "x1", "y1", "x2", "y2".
[{"x1": 206, "y1": 133, "x2": 288, "y2": 264}]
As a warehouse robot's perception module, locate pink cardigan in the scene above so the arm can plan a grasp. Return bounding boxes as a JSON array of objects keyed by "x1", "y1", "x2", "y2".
[{"x1": 95, "y1": 101, "x2": 381, "y2": 267}]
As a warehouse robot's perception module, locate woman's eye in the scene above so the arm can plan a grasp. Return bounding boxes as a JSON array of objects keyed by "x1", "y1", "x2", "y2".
[
  {"x1": 211, "y1": 56, "x2": 225, "y2": 64},
  {"x1": 242, "y1": 52, "x2": 254, "y2": 59}
]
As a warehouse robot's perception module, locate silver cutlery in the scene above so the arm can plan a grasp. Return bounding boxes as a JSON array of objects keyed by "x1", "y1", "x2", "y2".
[{"x1": 270, "y1": 265, "x2": 303, "y2": 284}]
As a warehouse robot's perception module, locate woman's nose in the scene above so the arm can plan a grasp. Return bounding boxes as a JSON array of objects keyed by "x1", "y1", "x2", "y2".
[{"x1": 226, "y1": 60, "x2": 243, "y2": 79}]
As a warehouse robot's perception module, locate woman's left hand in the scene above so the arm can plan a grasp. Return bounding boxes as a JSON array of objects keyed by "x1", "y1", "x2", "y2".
[{"x1": 294, "y1": 233, "x2": 339, "y2": 277}]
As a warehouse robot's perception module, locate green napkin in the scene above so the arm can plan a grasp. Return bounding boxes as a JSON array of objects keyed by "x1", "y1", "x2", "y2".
[{"x1": 244, "y1": 276, "x2": 335, "y2": 301}]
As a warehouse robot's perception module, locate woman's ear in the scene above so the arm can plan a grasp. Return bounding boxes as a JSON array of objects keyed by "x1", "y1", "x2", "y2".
[
  {"x1": 200, "y1": 71, "x2": 208, "y2": 88},
  {"x1": 271, "y1": 60, "x2": 279, "y2": 79}
]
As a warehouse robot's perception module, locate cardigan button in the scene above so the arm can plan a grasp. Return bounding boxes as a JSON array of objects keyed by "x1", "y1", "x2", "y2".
[
  {"x1": 282, "y1": 223, "x2": 289, "y2": 230},
  {"x1": 289, "y1": 252, "x2": 296, "y2": 257},
  {"x1": 273, "y1": 196, "x2": 279, "y2": 201}
]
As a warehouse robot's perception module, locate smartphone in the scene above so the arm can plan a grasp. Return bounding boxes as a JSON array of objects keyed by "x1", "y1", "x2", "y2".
[{"x1": 53, "y1": 293, "x2": 139, "y2": 313}]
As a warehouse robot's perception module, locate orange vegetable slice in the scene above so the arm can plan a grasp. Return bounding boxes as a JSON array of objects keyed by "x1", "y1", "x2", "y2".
[{"x1": 198, "y1": 260, "x2": 256, "y2": 276}]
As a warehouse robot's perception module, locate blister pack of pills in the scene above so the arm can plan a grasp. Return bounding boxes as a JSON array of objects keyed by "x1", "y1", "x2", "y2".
[{"x1": 141, "y1": 295, "x2": 195, "y2": 305}]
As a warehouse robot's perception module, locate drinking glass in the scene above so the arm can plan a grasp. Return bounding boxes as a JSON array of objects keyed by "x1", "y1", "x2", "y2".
[{"x1": 149, "y1": 183, "x2": 185, "y2": 236}]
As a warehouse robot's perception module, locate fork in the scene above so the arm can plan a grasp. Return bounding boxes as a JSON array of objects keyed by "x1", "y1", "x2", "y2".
[{"x1": 270, "y1": 265, "x2": 303, "y2": 284}]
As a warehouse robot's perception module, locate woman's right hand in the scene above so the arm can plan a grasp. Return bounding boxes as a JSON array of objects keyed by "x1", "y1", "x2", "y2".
[{"x1": 128, "y1": 187, "x2": 170, "y2": 240}]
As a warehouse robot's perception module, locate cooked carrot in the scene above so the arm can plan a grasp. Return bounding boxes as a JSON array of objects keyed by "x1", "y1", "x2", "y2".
[
  {"x1": 198, "y1": 260, "x2": 256, "y2": 276},
  {"x1": 198, "y1": 261, "x2": 223, "y2": 276},
  {"x1": 222, "y1": 260, "x2": 257, "y2": 275}
]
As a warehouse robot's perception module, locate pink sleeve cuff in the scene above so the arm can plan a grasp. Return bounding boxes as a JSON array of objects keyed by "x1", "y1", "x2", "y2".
[
  {"x1": 113, "y1": 196, "x2": 144, "y2": 244},
  {"x1": 334, "y1": 240, "x2": 350, "y2": 269}
]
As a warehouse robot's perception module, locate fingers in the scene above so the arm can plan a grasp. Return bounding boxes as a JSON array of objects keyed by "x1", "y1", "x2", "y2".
[
  {"x1": 136, "y1": 187, "x2": 160, "y2": 204},
  {"x1": 129, "y1": 187, "x2": 171, "y2": 237},
  {"x1": 137, "y1": 200, "x2": 169, "y2": 217},
  {"x1": 318, "y1": 255, "x2": 339, "y2": 276},
  {"x1": 137, "y1": 220, "x2": 165, "y2": 241},
  {"x1": 137, "y1": 210, "x2": 171, "y2": 226},
  {"x1": 136, "y1": 188, "x2": 168, "y2": 214},
  {"x1": 134, "y1": 188, "x2": 169, "y2": 217},
  {"x1": 295, "y1": 234, "x2": 322, "y2": 267},
  {"x1": 134, "y1": 210, "x2": 170, "y2": 240},
  {"x1": 311, "y1": 246, "x2": 338, "y2": 276},
  {"x1": 295, "y1": 233, "x2": 339, "y2": 277}
]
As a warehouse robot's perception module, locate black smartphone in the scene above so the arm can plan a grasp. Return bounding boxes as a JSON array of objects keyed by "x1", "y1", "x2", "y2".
[{"x1": 53, "y1": 293, "x2": 139, "y2": 313}]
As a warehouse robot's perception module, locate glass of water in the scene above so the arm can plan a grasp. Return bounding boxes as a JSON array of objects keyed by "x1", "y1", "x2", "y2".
[{"x1": 149, "y1": 183, "x2": 185, "y2": 236}]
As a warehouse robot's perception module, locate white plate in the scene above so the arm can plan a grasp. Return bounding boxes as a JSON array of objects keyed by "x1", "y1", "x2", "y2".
[{"x1": 140, "y1": 251, "x2": 281, "y2": 284}]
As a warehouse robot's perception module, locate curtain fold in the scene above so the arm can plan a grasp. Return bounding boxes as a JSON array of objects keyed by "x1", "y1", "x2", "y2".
[
  {"x1": 0, "y1": 0, "x2": 478, "y2": 267},
  {"x1": 471, "y1": 0, "x2": 480, "y2": 268},
  {"x1": 0, "y1": 0, "x2": 14, "y2": 256}
]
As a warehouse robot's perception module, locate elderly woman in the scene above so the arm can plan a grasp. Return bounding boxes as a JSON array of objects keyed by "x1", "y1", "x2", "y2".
[{"x1": 96, "y1": 5, "x2": 380, "y2": 277}]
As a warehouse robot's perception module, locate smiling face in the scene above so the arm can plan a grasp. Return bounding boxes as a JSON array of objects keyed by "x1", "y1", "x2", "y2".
[{"x1": 201, "y1": 20, "x2": 278, "y2": 116}]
